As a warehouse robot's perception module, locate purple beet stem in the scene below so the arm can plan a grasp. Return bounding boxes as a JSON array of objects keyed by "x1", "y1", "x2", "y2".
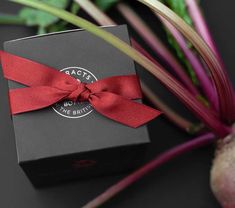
[
  {"x1": 117, "y1": 3, "x2": 199, "y2": 96},
  {"x1": 185, "y1": 0, "x2": 221, "y2": 59},
  {"x1": 82, "y1": 133, "x2": 215, "y2": 208},
  {"x1": 186, "y1": 0, "x2": 235, "y2": 118},
  {"x1": 159, "y1": 16, "x2": 219, "y2": 110}
]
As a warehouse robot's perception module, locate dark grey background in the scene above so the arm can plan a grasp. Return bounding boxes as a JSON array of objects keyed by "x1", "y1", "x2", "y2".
[{"x1": 1, "y1": 1, "x2": 234, "y2": 207}]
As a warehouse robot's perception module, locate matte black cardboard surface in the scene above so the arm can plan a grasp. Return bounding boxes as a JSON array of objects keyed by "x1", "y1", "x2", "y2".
[{"x1": 3, "y1": 25, "x2": 150, "y2": 186}]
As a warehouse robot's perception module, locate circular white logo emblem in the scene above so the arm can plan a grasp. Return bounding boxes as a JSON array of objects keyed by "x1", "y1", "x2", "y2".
[{"x1": 52, "y1": 66, "x2": 97, "y2": 118}]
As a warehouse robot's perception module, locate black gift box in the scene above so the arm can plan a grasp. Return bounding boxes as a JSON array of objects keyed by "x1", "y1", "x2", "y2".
[{"x1": 3, "y1": 25, "x2": 150, "y2": 186}]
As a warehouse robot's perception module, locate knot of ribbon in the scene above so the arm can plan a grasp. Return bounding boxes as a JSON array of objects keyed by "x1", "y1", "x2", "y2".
[
  {"x1": 66, "y1": 82, "x2": 91, "y2": 102},
  {"x1": 0, "y1": 50, "x2": 161, "y2": 128}
]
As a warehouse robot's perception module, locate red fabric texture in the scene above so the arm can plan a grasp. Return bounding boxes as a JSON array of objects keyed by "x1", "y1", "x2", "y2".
[{"x1": 0, "y1": 50, "x2": 161, "y2": 128}]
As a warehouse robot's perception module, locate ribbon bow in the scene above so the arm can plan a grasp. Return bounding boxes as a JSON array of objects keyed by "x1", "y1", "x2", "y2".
[{"x1": 0, "y1": 50, "x2": 161, "y2": 128}]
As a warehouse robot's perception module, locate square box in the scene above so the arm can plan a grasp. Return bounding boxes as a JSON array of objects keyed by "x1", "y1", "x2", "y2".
[{"x1": 3, "y1": 25, "x2": 150, "y2": 186}]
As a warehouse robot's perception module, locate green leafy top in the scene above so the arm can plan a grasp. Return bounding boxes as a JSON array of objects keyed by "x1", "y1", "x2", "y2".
[
  {"x1": 162, "y1": 0, "x2": 198, "y2": 84},
  {"x1": 164, "y1": 0, "x2": 192, "y2": 25},
  {"x1": 95, "y1": 0, "x2": 120, "y2": 11},
  {"x1": 19, "y1": 0, "x2": 69, "y2": 34}
]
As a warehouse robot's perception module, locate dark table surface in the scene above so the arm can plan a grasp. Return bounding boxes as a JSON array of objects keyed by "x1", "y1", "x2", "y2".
[{"x1": 0, "y1": 1, "x2": 234, "y2": 208}]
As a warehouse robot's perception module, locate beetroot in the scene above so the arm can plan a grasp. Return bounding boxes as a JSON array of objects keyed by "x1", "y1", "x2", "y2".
[{"x1": 211, "y1": 126, "x2": 235, "y2": 208}]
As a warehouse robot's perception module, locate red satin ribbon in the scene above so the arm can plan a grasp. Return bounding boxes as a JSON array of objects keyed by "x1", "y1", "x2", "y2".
[{"x1": 0, "y1": 50, "x2": 161, "y2": 128}]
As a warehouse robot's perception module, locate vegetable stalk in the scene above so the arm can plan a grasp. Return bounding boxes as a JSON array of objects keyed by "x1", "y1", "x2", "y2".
[
  {"x1": 76, "y1": 0, "x2": 199, "y2": 97},
  {"x1": 82, "y1": 132, "x2": 216, "y2": 208},
  {"x1": 185, "y1": 0, "x2": 221, "y2": 59},
  {"x1": 0, "y1": 13, "x2": 25, "y2": 25},
  {"x1": 75, "y1": 0, "x2": 196, "y2": 133},
  {"x1": 186, "y1": 0, "x2": 235, "y2": 105},
  {"x1": 10, "y1": 0, "x2": 230, "y2": 137},
  {"x1": 74, "y1": 0, "x2": 115, "y2": 25},
  {"x1": 141, "y1": 82, "x2": 199, "y2": 133},
  {"x1": 138, "y1": 0, "x2": 235, "y2": 123},
  {"x1": 158, "y1": 15, "x2": 219, "y2": 110},
  {"x1": 117, "y1": 2, "x2": 198, "y2": 96}
]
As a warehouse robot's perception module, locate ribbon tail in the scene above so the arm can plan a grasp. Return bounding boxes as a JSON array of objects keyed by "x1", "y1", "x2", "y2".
[
  {"x1": 90, "y1": 92, "x2": 161, "y2": 128},
  {"x1": 9, "y1": 86, "x2": 68, "y2": 115}
]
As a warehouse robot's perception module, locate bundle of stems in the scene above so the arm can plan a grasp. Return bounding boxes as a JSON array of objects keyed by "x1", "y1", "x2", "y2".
[{"x1": 7, "y1": 0, "x2": 235, "y2": 207}]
